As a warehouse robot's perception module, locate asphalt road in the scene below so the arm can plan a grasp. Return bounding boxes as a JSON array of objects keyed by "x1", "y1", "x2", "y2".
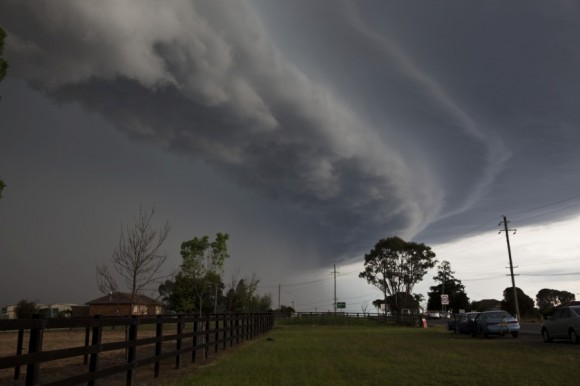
[
  {"x1": 519, "y1": 322, "x2": 541, "y2": 336},
  {"x1": 431, "y1": 319, "x2": 542, "y2": 342}
]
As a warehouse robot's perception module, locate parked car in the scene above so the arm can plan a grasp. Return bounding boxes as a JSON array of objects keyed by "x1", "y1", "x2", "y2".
[
  {"x1": 446, "y1": 316, "x2": 456, "y2": 331},
  {"x1": 427, "y1": 311, "x2": 441, "y2": 319},
  {"x1": 456, "y1": 312, "x2": 480, "y2": 334},
  {"x1": 445, "y1": 312, "x2": 464, "y2": 331},
  {"x1": 541, "y1": 305, "x2": 580, "y2": 344},
  {"x1": 440, "y1": 311, "x2": 452, "y2": 319},
  {"x1": 473, "y1": 311, "x2": 519, "y2": 338}
]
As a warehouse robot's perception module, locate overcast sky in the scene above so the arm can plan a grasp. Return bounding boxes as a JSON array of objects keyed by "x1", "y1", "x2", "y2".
[{"x1": 1, "y1": 1, "x2": 580, "y2": 312}]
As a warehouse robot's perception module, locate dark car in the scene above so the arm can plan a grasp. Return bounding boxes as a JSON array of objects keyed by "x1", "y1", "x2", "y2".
[
  {"x1": 447, "y1": 312, "x2": 477, "y2": 332},
  {"x1": 473, "y1": 310, "x2": 519, "y2": 338},
  {"x1": 541, "y1": 305, "x2": 580, "y2": 344},
  {"x1": 456, "y1": 312, "x2": 480, "y2": 334}
]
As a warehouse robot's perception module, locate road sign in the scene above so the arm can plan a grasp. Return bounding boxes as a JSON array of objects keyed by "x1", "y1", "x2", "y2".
[
  {"x1": 336, "y1": 302, "x2": 346, "y2": 309},
  {"x1": 441, "y1": 294, "x2": 449, "y2": 305}
]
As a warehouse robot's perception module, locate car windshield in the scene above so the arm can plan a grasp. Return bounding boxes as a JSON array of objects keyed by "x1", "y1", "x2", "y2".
[
  {"x1": 570, "y1": 306, "x2": 580, "y2": 316},
  {"x1": 486, "y1": 311, "x2": 510, "y2": 320}
]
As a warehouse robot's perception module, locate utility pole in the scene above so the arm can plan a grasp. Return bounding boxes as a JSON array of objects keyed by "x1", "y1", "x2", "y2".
[
  {"x1": 441, "y1": 267, "x2": 446, "y2": 314},
  {"x1": 278, "y1": 284, "x2": 281, "y2": 311},
  {"x1": 500, "y1": 215, "x2": 520, "y2": 321},
  {"x1": 331, "y1": 264, "x2": 339, "y2": 313}
]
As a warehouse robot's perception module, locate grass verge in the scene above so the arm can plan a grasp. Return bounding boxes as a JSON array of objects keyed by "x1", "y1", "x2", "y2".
[{"x1": 174, "y1": 322, "x2": 579, "y2": 386}]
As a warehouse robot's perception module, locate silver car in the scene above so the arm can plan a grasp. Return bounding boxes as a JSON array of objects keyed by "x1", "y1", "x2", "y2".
[
  {"x1": 473, "y1": 311, "x2": 520, "y2": 338},
  {"x1": 541, "y1": 305, "x2": 580, "y2": 344}
]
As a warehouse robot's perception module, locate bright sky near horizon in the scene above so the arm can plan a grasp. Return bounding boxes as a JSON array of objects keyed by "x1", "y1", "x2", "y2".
[{"x1": 1, "y1": 1, "x2": 579, "y2": 312}]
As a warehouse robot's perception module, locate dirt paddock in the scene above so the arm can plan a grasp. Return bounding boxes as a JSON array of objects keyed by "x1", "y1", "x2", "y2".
[{"x1": 0, "y1": 327, "x2": 241, "y2": 386}]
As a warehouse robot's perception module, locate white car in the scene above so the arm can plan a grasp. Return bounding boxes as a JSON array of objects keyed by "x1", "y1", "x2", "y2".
[
  {"x1": 428, "y1": 311, "x2": 440, "y2": 319},
  {"x1": 541, "y1": 305, "x2": 580, "y2": 344}
]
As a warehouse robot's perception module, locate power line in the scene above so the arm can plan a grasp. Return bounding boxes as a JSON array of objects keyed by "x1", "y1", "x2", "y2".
[
  {"x1": 507, "y1": 192, "x2": 580, "y2": 218},
  {"x1": 519, "y1": 272, "x2": 580, "y2": 277},
  {"x1": 511, "y1": 201, "x2": 580, "y2": 224}
]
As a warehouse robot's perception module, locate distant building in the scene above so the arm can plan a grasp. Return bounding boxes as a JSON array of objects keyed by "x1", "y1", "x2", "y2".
[
  {"x1": 71, "y1": 305, "x2": 90, "y2": 318},
  {"x1": 86, "y1": 292, "x2": 164, "y2": 316},
  {"x1": 1, "y1": 303, "x2": 76, "y2": 319},
  {"x1": 38, "y1": 304, "x2": 75, "y2": 318},
  {"x1": 1, "y1": 305, "x2": 16, "y2": 319}
]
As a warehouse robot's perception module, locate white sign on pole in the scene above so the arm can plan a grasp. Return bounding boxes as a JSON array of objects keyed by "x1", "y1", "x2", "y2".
[{"x1": 441, "y1": 294, "x2": 449, "y2": 305}]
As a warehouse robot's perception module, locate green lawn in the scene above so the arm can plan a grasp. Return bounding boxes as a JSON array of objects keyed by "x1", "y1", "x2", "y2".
[{"x1": 174, "y1": 322, "x2": 579, "y2": 386}]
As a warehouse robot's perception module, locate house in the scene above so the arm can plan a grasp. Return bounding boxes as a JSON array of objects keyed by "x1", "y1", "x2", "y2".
[
  {"x1": 38, "y1": 303, "x2": 75, "y2": 318},
  {"x1": 86, "y1": 292, "x2": 164, "y2": 316}
]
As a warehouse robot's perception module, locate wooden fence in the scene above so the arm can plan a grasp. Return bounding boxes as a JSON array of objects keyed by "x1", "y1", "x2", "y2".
[
  {"x1": 281, "y1": 312, "x2": 424, "y2": 326},
  {"x1": 0, "y1": 313, "x2": 274, "y2": 386}
]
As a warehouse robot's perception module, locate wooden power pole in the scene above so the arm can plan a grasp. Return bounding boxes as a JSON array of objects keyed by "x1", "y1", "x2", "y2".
[{"x1": 500, "y1": 215, "x2": 520, "y2": 320}]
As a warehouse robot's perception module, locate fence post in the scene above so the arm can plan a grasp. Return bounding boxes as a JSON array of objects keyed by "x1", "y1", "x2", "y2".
[
  {"x1": 83, "y1": 326, "x2": 90, "y2": 365},
  {"x1": 87, "y1": 315, "x2": 102, "y2": 386},
  {"x1": 235, "y1": 316, "x2": 240, "y2": 345},
  {"x1": 229, "y1": 314, "x2": 234, "y2": 347},
  {"x1": 154, "y1": 315, "x2": 163, "y2": 378},
  {"x1": 25, "y1": 315, "x2": 45, "y2": 386},
  {"x1": 251, "y1": 314, "x2": 255, "y2": 339},
  {"x1": 222, "y1": 315, "x2": 227, "y2": 350},
  {"x1": 204, "y1": 315, "x2": 210, "y2": 361},
  {"x1": 175, "y1": 315, "x2": 184, "y2": 369},
  {"x1": 191, "y1": 316, "x2": 198, "y2": 363},
  {"x1": 214, "y1": 315, "x2": 219, "y2": 354},
  {"x1": 13, "y1": 328, "x2": 24, "y2": 380},
  {"x1": 126, "y1": 315, "x2": 138, "y2": 386}
]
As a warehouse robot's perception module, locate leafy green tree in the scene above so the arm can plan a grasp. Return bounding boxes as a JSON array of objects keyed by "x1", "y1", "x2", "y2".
[
  {"x1": 386, "y1": 292, "x2": 419, "y2": 312},
  {"x1": 359, "y1": 236, "x2": 437, "y2": 314},
  {"x1": 501, "y1": 287, "x2": 535, "y2": 318},
  {"x1": 470, "y1": 299, "x2": 501, "y2": 312},
  {"x1": 372, "y1": 298, "x2": 385, "y2": 313},
  {"x1": 427, "y1": 261, "x2": 470, "y2": 312},
  {"x1": 413, "y1": 293, "x2": 425, "y2": 308},
  {"x1": 536, "y1": 288, "x2": 576, "y2": 317},
  {"x1": 158, "y1": 279, "x2": 176, "y2": 309},
  {"x1": 15, "y1": 299, "x2": 39, "y2": 319},
  {"x1": 279, "y1": 305, "x2": 294, "y2": 315},
  {"x1": 179, "y1": 233, "x2": 230, "y2": 315},
  {"x1": 224, "y1": 273, "x2": 271, "y2": 313}
]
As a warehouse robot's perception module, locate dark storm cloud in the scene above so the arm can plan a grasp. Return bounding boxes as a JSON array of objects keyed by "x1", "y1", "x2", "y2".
[{"x1": 2, "y1": 0, "x2": 580, "y2": 257}]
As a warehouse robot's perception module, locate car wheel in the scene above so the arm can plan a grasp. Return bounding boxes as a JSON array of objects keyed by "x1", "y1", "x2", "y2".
[
  {"x1": 511, "y1": 331, "x2": 518, "y2": 338},
  {"x1": 570, "y1": 329, "x2": 579, "y2": 344},
  {"x1": 542, "y1": 328, "x2": 552, "y2": 343}
]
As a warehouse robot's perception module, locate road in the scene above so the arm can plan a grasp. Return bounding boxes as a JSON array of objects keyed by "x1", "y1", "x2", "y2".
[
  {"x1": 431, "y1": 318, "x2": 541, "y2": 341},
  {"x1": 519, "y1": 322, "x2": 541, "y2": 336}
]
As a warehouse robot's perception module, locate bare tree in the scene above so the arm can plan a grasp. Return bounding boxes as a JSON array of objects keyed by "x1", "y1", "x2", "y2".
[
  {"x1": 361, "y1": 300, "x2": 369, "y2": 316},
  {"x1": 96, "y1": 264, "x2": 118, "y2": 295},
  {"x1": 96, "y1": 206, "x2": 170, "y2": 315}
]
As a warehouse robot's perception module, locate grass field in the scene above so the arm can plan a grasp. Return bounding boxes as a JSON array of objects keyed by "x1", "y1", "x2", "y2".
[{"x1": 174, "y1": 322, "x2": 579, "y2": 386}]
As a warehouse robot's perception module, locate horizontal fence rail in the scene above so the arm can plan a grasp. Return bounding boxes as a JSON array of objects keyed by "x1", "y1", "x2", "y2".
[
  {"x1": 0, "y1": 313, "x2": 274, "y2": 386},
  {"x1": 281, "y1": 312, "x2": 425, "y2": 327}
]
